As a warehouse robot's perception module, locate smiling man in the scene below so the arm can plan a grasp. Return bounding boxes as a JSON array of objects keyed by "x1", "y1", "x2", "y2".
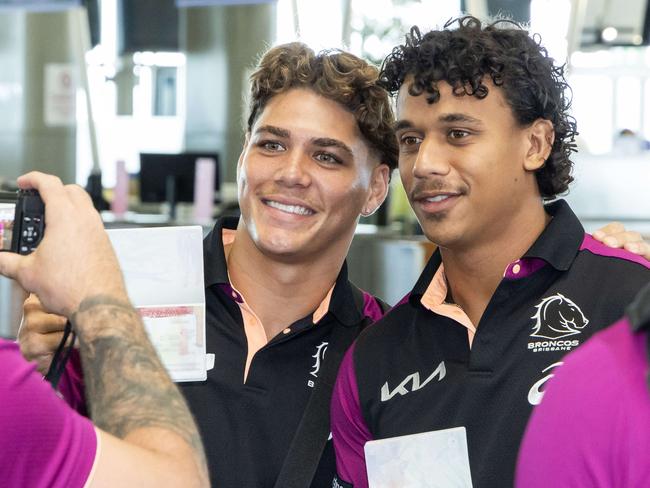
[
  {"x1": 172, "y1": 44, "x2": 397, "y2": 487},
  {"x1": 331, "y1": 16, "x2": 650, "y2": 488},
  {"x1": 19, "y1": 42, "x2": 396, "y2": 488}
]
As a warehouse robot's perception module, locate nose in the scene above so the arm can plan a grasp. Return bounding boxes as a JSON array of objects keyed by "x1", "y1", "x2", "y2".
[
  {"x1": 412, "y1": 137, "x2": 451, "y2": 179},
  {"x1": 275, "y1": 149, "x2": 312, "y2": 187}
]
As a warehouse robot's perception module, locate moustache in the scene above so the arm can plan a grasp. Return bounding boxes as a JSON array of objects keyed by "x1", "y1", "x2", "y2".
[{"x1": 409, "y1": 180, "x2": 467, "y2": 200}]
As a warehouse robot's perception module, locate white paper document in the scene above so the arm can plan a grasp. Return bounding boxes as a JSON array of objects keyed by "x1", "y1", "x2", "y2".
[
  {"x1": 364, "y1": 426, "x2": 473, "y2": 488},
  {"x1": 107, "y1": 226, "x2": 206, "y2": 382}
]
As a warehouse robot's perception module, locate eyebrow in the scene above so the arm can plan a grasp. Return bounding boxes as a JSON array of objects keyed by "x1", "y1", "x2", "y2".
[
  {"x1": 311, "y1": 137, "x2": 354, "y2": 157},
  {"x1": 438, "y1": 113, "x2": 483, "y2": 125},
  {"x1": 255, "y1": 125, "x2": 354, "y2": 156},
  {"x1": 394, "y1": 113, "x2": 484, "y2": 132},
  {"x1": 394, "y1": 120, "x2": 415, "y2": 132},
  {"x1": 255, "y1": 125, "x2": 290, "y2": 138}
]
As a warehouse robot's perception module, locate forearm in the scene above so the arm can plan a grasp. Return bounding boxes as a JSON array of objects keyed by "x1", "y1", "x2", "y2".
[{"x1": 73, "y1": 295, "x2": 209, "y2": 486}]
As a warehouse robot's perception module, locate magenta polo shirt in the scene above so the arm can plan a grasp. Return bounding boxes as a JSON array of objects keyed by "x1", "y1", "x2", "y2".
[
  {"x1": 516, "y1": 318, "x2": 650, "y2": 487},
  {"x1": 1, "y1": 339, "x2": 97, "y2": 487}
]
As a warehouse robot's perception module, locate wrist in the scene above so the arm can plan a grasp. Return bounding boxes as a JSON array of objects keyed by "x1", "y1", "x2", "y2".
[{"x1": 71, "y1": 294, "x2": 137, "y2": 336}]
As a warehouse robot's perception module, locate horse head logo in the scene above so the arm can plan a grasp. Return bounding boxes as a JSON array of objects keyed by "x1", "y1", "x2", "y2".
[{"x1": 530, "y1": 293, "x2": 589, "y2": 340}]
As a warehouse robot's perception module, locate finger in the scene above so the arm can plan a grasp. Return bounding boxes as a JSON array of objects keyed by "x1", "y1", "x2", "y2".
[
  {"x1": 602, "y1": 236, "x2": 623, "y2": 248},
  {"x1": 0, "y1": 251, "x2": 25, "y2": 282},
  {"x1": 22, "y1": 309, "x2": 68, "y2": 334},
  {"x1": 19, "y1": 331, "x2": 66, "y2": 363},
  {"x1": 601, "y1": 231, "x2": 644, "y2": 249},
  {"x1": 624, "y1": 240, "x2": 650, "y2": 257},
  {"x1": 35, "y1": 354, "x2": 55, "y2": 376},
  {"x1": 16, "y1": 172, "x2": 63, "y2": 196},
  {"x1": 17, "y1": 172, "x2": 69, "y2": 216},
  {"x1": 611, "y1": 231, "x2": 643, "y2": 245},
  {"x1": 66, "y1": 184, "x2": 93, "y2": 207},
  {"x1": 592, "y1": 222, "x2": 625, "y2": 240},
  {"x1": 24, "y1": 293, "x2": 67, "y2": 321}
]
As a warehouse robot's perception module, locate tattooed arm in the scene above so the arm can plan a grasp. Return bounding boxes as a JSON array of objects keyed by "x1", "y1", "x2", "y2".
[
  {"x1": 72, "y1": 295, "x2": 209, "y2": 487},
  {"x1": 0, "y1": 172, "x2": 208, "y2": 488}
]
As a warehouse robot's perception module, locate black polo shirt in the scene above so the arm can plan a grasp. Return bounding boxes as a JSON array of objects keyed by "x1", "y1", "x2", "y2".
[
  {"x1": 331, "y1": 200, "x2": 650, "y2": 488},
  {"x1": 180, "y1": 217, "x2": 385, "y2": 488}
]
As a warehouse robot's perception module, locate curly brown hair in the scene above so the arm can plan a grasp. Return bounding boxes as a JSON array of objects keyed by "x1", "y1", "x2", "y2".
[
  {"x1": 247, "y1": 42, "x2": 398, "y2": 171},
  {"x1": 380, "y1": 16, "x2": 578, "y2": 198}
]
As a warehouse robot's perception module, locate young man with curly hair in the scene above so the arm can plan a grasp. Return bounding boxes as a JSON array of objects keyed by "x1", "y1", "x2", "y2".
[
  {"x1": 19, "y1": 43, "x2": 396, "y2": 488},
  {"x1": 331, "y1": 16, "x2": 650, "y2": 488},
  {"x1": 179, "y1": 43, "x2": 395, "y2": 487}
]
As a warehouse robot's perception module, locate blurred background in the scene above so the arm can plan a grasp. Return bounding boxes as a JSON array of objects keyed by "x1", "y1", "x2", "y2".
[{"x1": 1, "y1": 0, "x2": 649, "y2": 334}]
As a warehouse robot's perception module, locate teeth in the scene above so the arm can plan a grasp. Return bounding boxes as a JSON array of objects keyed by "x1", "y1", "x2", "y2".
[
  {"x1": 426, "y1": 195, "x2": 451, "y2": 203},
  {"x1": 266, "y1": 200, "x2": 314, "y2": 216}
]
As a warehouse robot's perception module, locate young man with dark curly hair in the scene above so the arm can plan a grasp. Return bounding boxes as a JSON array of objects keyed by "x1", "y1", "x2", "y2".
[{"x1": 331, "y1": 16, "x2": 650, "y2": 488}]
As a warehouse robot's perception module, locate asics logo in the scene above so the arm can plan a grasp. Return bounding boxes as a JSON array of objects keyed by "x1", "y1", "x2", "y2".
[{"x1": 527, "y1": 361, "x2": 563, "y2": 406}]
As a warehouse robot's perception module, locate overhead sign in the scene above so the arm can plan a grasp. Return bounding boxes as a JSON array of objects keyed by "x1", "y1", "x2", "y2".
[
  {"x1": 0, "y1": 0, "x2": 81, "y2": 11},
  {"x1": 177, "y1": 0, "x2": 276, "y2": 7}
]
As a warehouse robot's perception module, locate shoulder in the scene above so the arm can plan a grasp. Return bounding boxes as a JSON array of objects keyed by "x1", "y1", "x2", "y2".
[
  {"x1": 359, "y1": 289, "x2": 390, "y2": 322},
  {"x1": 0, "y1": 339, "x2": 97, "y2": 488},
  {"x1": 517, "y1": 318, "x2": 649, "y2": 486},
  {"x1": 578, "y1": 233, "x2": 650, "y2": 271},
  {"x1": 354, "y1": 296, "x2": 418, "y2": 358}
]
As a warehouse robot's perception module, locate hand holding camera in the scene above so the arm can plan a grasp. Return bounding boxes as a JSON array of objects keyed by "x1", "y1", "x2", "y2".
[{"x1": 0, "y1": 172, "x2": 129, "y2": 318}]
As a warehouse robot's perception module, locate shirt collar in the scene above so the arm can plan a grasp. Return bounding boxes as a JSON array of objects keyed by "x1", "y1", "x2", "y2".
[
  {"x1": 409, "y1": 199, "x2": 584, "y2": 304},
  {"x1": 202, "y1": 217, "x2": 364, "y2": 327},
  {"x1": 203, "y1": 216, "x2": 239, "y2": 288},
  {"x1": 521, "y1": 199, "x2": 584, "y2": 272}
]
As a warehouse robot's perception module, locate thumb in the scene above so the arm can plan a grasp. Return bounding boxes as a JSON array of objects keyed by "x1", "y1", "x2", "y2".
[{"x1": 0, "y1": 252, "x2": 29, "y2": 288}]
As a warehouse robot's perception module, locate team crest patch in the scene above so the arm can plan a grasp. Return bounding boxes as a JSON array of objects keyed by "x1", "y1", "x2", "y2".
[
  {"x1": 527, "y1": 294, "x2": 588, "y2": 352},
  {"x1": 530, "y1": 293, "x2": 589, "y2": 339}
]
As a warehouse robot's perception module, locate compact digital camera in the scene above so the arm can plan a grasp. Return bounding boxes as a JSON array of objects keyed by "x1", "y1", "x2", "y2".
[{"x1": 0, "y1": 190, "x2": 45, "y2": 255}]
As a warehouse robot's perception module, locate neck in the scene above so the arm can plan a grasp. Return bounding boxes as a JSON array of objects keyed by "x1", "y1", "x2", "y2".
[
  {"x1": 441, "y1": 202, "x2": 550, "y2": 327},
  {"x1": 226, "y1": 223, "x2": 347, "y2": 339}
]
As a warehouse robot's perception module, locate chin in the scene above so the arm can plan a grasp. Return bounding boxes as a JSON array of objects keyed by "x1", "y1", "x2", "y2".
[
  {"x1": 421, "y1": 227, "x2": 466, "y2": 250},
  {"x1": 254, "y1": 233, "x2": 306, "y2": 259}
]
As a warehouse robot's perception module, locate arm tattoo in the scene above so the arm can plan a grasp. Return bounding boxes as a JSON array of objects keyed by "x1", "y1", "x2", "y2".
[{"x1": 72, "y1": 295, "x2": 208, "y2": 482}]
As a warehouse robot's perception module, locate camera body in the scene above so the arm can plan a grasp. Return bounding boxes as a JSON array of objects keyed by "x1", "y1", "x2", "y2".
[
  {"x1": 0, "y1": 190, "x2": 45, "y2": 255},
  {"x1": 12, "y1": 190, "x2": 45, "y2": 254}
]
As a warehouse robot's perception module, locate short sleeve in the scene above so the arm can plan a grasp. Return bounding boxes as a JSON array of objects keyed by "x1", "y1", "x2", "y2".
[
  {"x1": 331, "y1": 343, "x2": 373, "y2": 488},
  {"x1": 58, "y1": 348, "x2": 88, "y2": 415},
  {"x1": 0, "y1": 339, "x2": 97, "y2": 488}
]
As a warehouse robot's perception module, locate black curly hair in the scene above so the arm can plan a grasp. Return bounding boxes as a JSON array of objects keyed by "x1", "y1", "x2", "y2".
[{"x1": 379, "y1": 15, "x2": 577, "y2": 198}]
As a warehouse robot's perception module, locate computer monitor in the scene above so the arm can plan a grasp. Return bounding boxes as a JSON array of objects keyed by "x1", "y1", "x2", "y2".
[{"x1": 139, "y1": 152, "x2": 220, "y2": 204}]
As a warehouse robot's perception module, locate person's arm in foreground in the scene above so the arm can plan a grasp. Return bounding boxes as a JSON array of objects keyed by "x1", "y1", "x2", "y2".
[
  {"x1": 515, "y1": 318, "x2": 650, "y2": 488},
  {"x1": 0, "y1": 172, "x2": 209, "y2": 488}
]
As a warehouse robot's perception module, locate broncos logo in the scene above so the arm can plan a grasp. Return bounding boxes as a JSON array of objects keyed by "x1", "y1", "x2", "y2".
[{"x1": 530, "y1": 293, "x2": 589, "y2": 340}]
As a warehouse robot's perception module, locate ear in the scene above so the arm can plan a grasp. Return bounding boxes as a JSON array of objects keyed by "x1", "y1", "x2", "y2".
[
  {"x1": 361, "y1": 163, "x2": 390, "y2": 217},
  {"x1": 523, "y1": 119, "x2": 555, "y2": 171}
]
